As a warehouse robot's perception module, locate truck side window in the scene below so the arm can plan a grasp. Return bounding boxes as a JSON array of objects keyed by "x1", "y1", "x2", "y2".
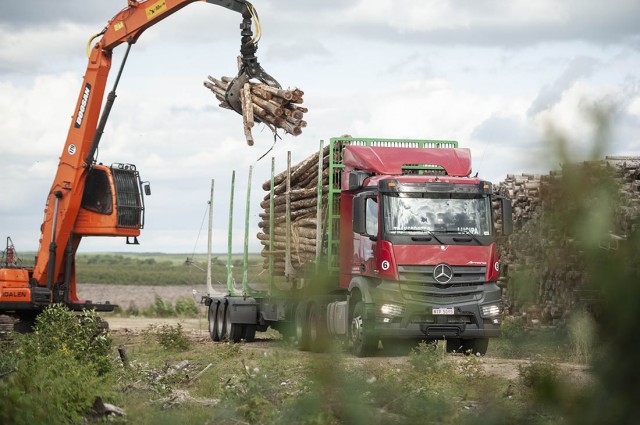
[{"x1": 365, "y1": 197, "x2": 378, "y2": 236}]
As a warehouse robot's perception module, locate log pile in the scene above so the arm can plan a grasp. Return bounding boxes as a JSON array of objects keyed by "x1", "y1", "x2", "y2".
[
  {"x1": 258, "y1": 146, "x2": 331, "y2": 276},
  {"x1": 494, "y1": 157, "x2": 640, "y2": 325},
  {"x1": 203, "y1": 76, "x2": 307, "y2": 146}
]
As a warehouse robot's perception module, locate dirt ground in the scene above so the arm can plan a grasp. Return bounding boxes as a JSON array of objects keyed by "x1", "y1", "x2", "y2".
[
  {"x1": 106, "y1": 315, "x2": 591, "y2": 385},
  {"x1": 3, "y1": 284, "x2": 591, "y2": 385},
  {"x1": 77, "y1": 283, "x2": 209, "y2": 310}
]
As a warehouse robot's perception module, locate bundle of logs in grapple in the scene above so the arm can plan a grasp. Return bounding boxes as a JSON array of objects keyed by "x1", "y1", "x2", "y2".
[
  {"x1": 203, "y1": 76, "x2": 307, "y2": 146},
  {"x1": 257, "y1": 145, "x2": 330, "y2": 276}
]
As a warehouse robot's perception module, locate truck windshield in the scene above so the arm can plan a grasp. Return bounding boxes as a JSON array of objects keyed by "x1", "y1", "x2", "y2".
[{"x1": 383, "y1": 193, "x2": 493, "y2": 236}]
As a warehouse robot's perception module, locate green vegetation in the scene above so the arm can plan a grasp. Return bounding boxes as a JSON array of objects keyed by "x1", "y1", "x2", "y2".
[
  {"x1": 0, "y1": 306, "x2": 115, "y2": 424},
  {"x1": 71, "y1": 253, "x2": 266, "y2": 286},
  {"x1": 146, "y1": 323, "x2": 191, "y2": 351},
  {"x1": 111, "y1": 294, "x2": 200, "y2": 318}
]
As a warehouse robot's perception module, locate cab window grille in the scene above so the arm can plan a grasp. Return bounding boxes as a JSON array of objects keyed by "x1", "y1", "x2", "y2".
[{"x1": 111, "y1": 165, "x2": 144, "y2": 229}]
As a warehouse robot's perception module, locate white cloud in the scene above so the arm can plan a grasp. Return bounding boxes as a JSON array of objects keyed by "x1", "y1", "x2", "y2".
[
  {"x1": 534, "y1": 81, "x2": 625, "y2": 151},
  {"x1": 0, "y1": 23, "x2": 93, "y2": 73},
  {"x1": 343, "y1": 0, "x2": 565, "y2": 32},
  {"x1": 1, "y1": 0, "x2": 639, "y2": 253}
]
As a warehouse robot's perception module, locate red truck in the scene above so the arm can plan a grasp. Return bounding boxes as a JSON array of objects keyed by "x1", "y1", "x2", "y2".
[{"x1": 204, "y1": 137, "x2": 513, "y2": 356}]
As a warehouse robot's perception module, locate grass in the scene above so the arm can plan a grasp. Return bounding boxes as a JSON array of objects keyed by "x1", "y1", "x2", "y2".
[{"x1": 103, "y1": 328, "x2": 587, "y2": 425}]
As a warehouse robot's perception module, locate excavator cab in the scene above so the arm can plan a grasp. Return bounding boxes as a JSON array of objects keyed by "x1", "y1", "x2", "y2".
[{"x1": 74, "y1": 163, "x2": 147, "y2": 239}]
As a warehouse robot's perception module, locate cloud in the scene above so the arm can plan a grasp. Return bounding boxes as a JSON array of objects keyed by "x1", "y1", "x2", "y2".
[
  {"x1": 1, "y1": 0, "x2": 638, "y2": 254},
  {"x1": 0, "y1": 23, "x2": 93, "y2": 74},
  {"x1": 533, "y1": 81, "x2": 628, "y2": 159},
  {"x1": 333, "y1": 0, "x2": 640, "y2": 46},
  {"x1": 528, "y1": 56, "x2": 598, "y2": 116},
  {"x1": 0, "y1": 0, "x2": 113, "y2": 26}
]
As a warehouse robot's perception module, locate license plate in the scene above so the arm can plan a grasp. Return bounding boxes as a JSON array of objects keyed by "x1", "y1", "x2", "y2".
[{"x1": 432, "y1": 307, "x2": 454, "y2": 315}]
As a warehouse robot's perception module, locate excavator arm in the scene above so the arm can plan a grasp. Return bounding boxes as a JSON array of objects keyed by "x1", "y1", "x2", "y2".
[{"x1": 28, "y1": 0, "x2": 272, "y2": 305}]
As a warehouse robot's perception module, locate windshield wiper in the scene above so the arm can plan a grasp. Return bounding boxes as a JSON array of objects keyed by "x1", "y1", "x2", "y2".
[
  {"x1": 426, "y1": 230, "x2": 444, "y2": 245},
  {"x1": 461, "y1": 230, "x2": 482, "y2": 245},
  {"x1": 390, "y1": 229, "x2": 445, "y2": 244},
  {"x1": 432, "y1": 229, "x2": 482, "y2": 245}
]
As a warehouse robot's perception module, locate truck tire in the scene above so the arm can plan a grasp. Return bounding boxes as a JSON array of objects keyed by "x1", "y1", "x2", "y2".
[
  {"x1": 242, "y1": 324, "x2": 256, "y2": 342},
  {"x1": 208, "y1": 302, "x2": 220, "y2": 342},
  {"x1": 350, "y1": 301, "x2": 377, "y2": 357},
  {"x1": 461, "y1": 338, "x2": 489, "y2": 356},
  {"x1": 216, "y1": 301, "x2": 227, "y2": 340},
  {"x1": 308, "y1": 302, "x2": 328, "y2": 353},
  {"x1": 295, "y1": 301, "x2": 310, "y2": 351},
  {"x1": 225, "y1": 303, "x2": 243, "y2": 343}
]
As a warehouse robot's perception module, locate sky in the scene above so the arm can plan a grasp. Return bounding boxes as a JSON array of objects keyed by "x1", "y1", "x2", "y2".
[{"x1": 1, "y1": 0, "x2": 639, "y2": 255}]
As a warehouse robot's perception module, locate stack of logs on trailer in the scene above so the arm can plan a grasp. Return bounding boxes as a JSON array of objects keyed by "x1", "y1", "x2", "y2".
[
  {"x1": 257, "y1": 145, "x2": 330, "y2": 276},
  {"x1": 204, "y1": 76, "x2": 307, "y2": 145},
  {"x1": 493, "y1": 156, "x2": 640, "y2": 325}
]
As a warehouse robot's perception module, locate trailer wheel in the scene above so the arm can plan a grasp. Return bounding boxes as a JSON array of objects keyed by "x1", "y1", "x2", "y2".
[
  {"x1": 216, "y1": 301, "x2": 227, "y2": 340},
  {"x1": 225, "y1": 303, "x2": 243, "y2": 343},
  {"x1": 208, "y1": 302, "x2": 220, "y2": 342},
  {"x1": 350, "y1": 301, "x2": 376, "y2": 357},
  {"x1": 308, "y1": 302, "x2": 328, "y2": 353},
  {"x1": 295, "y1": 301, "x2": 310, "y2": 351}
]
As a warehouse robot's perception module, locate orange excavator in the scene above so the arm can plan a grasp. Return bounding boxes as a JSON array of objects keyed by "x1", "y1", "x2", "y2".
[{"x1": 0, "y1": 0, "x2": 279, "y2": 330}]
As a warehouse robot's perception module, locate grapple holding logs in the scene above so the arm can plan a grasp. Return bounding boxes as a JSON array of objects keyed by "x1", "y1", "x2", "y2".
[
  {"x1": 202, "y1": 3, "x2": 306, "y2": 145},
  {"x1": 204, "y1": 77, "x2": 307, "y2": 145}
]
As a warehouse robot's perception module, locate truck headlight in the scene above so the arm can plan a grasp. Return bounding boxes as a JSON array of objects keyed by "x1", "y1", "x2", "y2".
[
  {"x1": 480, "y1": 303, "x2": 502, "y2": 318},
  {"x1": 380, "y1": 303, "x2": 404, "y2": 317}
]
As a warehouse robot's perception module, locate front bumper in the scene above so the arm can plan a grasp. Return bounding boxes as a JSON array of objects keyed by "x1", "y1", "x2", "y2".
[{"x1": 367, "y1": 281, "x2": 502, "y2": 340}]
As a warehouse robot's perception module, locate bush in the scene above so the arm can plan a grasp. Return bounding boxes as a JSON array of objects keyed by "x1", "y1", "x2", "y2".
[
  {"x1": 518, "y1": 356, "x2": 561, "y2": 403},
  {"x1": 144, "y1": 294, "x2": 176, "y2": 317},
  {"x1": 149, "y1": 323, "x2": 191, "y2": 351},
  {"x1": 568, "y1": 310, "x2": 595, "y2": 363},
  {"x1": 0, "y1": 305, "x2": 115, "y2": 424},
  {"x1": 174, "y1": 296, "x2": 199, "y2": 317}
]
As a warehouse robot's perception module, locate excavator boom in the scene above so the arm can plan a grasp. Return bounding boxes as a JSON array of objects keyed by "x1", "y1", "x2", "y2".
[{"x1": 0, "y1": 0, "x2": 273, "y2": 325}]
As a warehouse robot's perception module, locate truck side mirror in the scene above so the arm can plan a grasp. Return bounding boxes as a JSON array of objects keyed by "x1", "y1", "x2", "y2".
[
  {"x1": 501, "y1": 197, "x2": 513, "y2": 236},
  {"x1": 143, "y1": 182, "x2": 151, "y2": 196},
  {"x1": 352, "y1": 196, "x2": 366, "y2": 234}
]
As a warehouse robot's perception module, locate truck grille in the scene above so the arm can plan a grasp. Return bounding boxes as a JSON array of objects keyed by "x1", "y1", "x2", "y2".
[{"x1": 397, "y1": 265, "x2": 486, "y2": 304}]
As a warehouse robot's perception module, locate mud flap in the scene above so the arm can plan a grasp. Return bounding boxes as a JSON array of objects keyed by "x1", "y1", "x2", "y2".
[{"x1": 226, "y1": 297, "x2": 258, "y2": 325}]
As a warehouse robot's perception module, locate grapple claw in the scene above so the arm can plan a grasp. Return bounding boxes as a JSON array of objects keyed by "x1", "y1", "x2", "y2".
[
  {"x1": 224, "y1": 7, "x2": 280, "y2": 114},
  {"x1": 224, "y1": 64, "x2": 279, "y2": 114}
]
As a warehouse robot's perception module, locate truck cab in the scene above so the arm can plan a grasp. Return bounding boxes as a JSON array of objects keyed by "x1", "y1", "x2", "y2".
[{"x1": 337, "y1": 143, "x2": 513, "y2": 355}]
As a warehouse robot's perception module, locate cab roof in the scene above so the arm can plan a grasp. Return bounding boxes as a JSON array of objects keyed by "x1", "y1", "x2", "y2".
[{"x1": 343, "y1": 146, "x2": 472, "y2": 177}]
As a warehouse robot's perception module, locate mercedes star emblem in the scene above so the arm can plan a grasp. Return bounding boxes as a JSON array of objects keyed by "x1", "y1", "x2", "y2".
[{"x1": 433, "y1": 263, "x2": 453, "y2": 284}]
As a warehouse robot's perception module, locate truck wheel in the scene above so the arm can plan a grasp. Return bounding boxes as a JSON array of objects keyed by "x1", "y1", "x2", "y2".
[
  {"x1": 461, "y1": 338, "x2": 489, "y2": 356},
  {"x1": 308, "y1": 302, "x2": 328, "y2": 353},
  {"x1": 216, "y1": 301, "x2": 227, "y2": 340},
  {"x1": 295, "y1": 301, "x2": 310, "y2": 351},
  {"x1": 350, "y1": 301, "x2": 377, "y2": 357},
  {"x1": 242, "y1": 324, "x2": 256, "y2": 342},
  {"x1": 225, "y1": 303, "x2": 243, "y2": 343},
  {"x1": 208, "y1": 302, "x2": 220, "y2": 342}
]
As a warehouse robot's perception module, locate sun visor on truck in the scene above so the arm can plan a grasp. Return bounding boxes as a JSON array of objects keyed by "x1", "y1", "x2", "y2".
[{"x1": 343, "y1": 146, "x2": 472, "y2": 177}]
